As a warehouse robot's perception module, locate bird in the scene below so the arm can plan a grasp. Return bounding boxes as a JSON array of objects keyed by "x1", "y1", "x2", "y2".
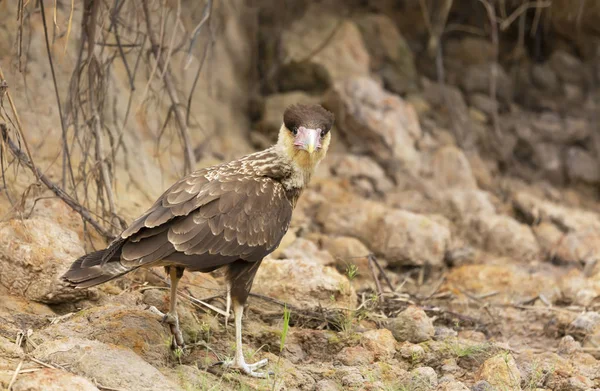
[{"x1": 62, "y1": 103, "x2": 334, "y2": 377}]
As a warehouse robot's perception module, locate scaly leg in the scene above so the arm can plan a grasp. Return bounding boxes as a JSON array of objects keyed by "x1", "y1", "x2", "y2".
[
  {"x1": 225, "y1": 281, "x2": 231, "y2": 328},
  {"x1": 221, "y1": 301, "x2": 268, "y2": 377},
  {"x1": 163, "y1": 266, "x2": 185, "y2": 350}
]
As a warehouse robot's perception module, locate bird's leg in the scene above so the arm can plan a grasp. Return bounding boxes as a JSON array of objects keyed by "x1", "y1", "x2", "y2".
[
  {"x1": 220, "y1": 301, "x2": 268, "y2": 378},
  {"x1": 163, "y1": 266, "x2": 185, "y2": 350},
  {"x1": 224, "y1": 282, "x2": 231, "y2": 328}
]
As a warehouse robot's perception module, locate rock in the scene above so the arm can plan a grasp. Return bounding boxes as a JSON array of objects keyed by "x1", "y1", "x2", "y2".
[
  {"x1": 531, "y1": 113, "x2": 590, "y2": 144},
  {"x1": 471, "y1": 380, "x2": 494, "y2": 391},
  {"x1": 422, "y1": 82, "x2": 476, "y2": 148},
  {"x1": 531, "y1": 63, "x2": 559, "y2": 91},
  {"x1": 279, "y1": 238, "x2": 335, "y2": 266},
  {"x1": 253, "y1": 257, "x2": 356, "y2": 309},
  {"x1": 338, "y1": 367, "x2": 364, "y2": 388},
  {"x1": 371, "y1": 209, "x2": 451, "y2": 267},
  {"x1": 469, "y1": 93, "x2": 498, "y2": 118},
  {"x1": 399, "y1": 342, "x2": 426, "y2": 362},
  {"x1": 320, "y1": 235, "x2": 371, "y2": 262},
  {"x1": 325, "y1": 76, "x2": 422, "y2": 175},
  {"x1": 360, "y1": 329, "x2": 397, "y2": 361},
  {"x1": 460, "y1": 63, "x2": 513, "y2": 103},
  {"x1": 435, "y1": 327, "x2": 458, "y2": 341},
  {"x1": 318, "y1": 196, "x2": 450, "y2": 267},
  {"x1": 442, "y1": 190, "x2": 496, "y2": 220},
  {"x1": 513, "y1": 191, "x2": 600, "y2": 264},
  {"x1": 518, "y1": 350, "x2": 574, "y2": 390},
  {"x1": 32, "y1": 338, "x2": 180, "y2": 391},
  {"x1": 317, "y1": 195, "x2": 387, "y2": 240},
  {"x1": 0, "y1": 217, "x2": 94, "y2": 304},
  {"x1": 408, "y1": 367, "x2": 438, "y2": 391},
  {"x1": 10, "y1": 369, "x2": 100, "y2": 391},
  {"x1": 386, "y1": 306, "x2": 434, "y2": 343},
  {"x1": 444, "y1": 264, "x2": 557, "y2": 304},
  {"x1": 354, "y1": 14, "x2": 418, "y2": 94},
  {"x1": 557, "y1": 335, "x2": 581, "y2": 356},
  {"x1": 328, "y1": 153, "x2": 394, "y2": 195},
  {"x1": 335, "y1": 345, "x2": 374, "y2": 366},
  {"x1": 0, "y1": 335, "x2": 23, "y2": 374},
  {"x1": 531, "y1": 142, "x2": 564, "y2": 183},
  {"x1": 476, "y1": 353, "x2": 521, "y2": 390},
  {"x1": 0, "y1": 286, "x2": 55, "y2": 341},
  {"x1": 445, "y1": 38, "x2": 496, "y2": 66},
  {"x1": 570, "y1": 311, "x2": 600, "y2": 336},
  {"x1": 256, "y1": 91, "x2": 321, "y2": 140},
  {"x1": 315, "y1": 379, "x2": 341, "y2": 391},
  {"x1": 34, "y1": 305, "x2": 170, "y2": 366},
  {"x1": 566, "y1": 147, "x2": 600, "y2": 184},
  {"x1": 438, "y1": 380, "x2": 470, "y2": 391},
  {"x1": 277, "y1": 4, "x2": 370, "y2": 91},
  {"x1": 432, "y1": 146, "x2": 478, "y2": 190},
  {"x1": 468, "y1": 214, "x2": 541, "y2": 261},
  {"x1": 549, "y1": 50, "x2": 585, "y2": 85}
]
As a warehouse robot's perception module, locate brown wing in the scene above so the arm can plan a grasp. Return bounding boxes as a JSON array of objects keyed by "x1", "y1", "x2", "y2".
[{"x1": 117, "y1": 168, "x2": 293, "y2": 271}]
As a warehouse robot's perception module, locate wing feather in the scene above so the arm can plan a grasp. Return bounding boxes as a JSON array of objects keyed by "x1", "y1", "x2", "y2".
[{"x1": 115, "y1": 161, "x2": 293, "y2": 271}]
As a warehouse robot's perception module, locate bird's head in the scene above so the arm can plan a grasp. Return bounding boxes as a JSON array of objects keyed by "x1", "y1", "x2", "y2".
[{"x1": 278, "y1": 104, "x2": 334, "y2": 171}]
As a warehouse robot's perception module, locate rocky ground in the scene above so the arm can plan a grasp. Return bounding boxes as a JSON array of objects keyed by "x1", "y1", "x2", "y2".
[{"x1": 3, "y1": 1, "x2": 600, "y2": 390}]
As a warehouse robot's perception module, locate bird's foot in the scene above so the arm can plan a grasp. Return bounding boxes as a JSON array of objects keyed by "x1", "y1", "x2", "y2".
[
  {"x1": 147, "y1": 306, "x2": 186, "y2": 351},
  {"x1": 217, "y1": 357, "x2": 270, "y2": 378},
  {"x1": 163, "y1": 313, "x2": 186, "y2": 351}
]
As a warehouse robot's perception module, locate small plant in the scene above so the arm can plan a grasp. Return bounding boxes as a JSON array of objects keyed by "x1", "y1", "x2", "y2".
[
  {"x1": 271, "y1": 304, "x2": 292, "y2": 390},
  {"x1": 280, "y1": 305, "x2": 291, "y2": 353},
  {"x1": 346, "y1": 263, "x2": 359, "y2": 280}
]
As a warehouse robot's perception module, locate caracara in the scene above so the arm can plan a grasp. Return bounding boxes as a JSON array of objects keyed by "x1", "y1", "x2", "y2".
[{"x1": 62, "y1": 104, "x2": 334, "y2": 377}]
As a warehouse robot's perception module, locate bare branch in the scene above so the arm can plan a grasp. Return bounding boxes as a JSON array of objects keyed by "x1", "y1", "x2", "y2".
[
  {"x1": 142, "y1": 0, "x2": 195, "y2": 173},
  {"x1": 1, "y1": 124, "x2": 116, "y2": 240}
]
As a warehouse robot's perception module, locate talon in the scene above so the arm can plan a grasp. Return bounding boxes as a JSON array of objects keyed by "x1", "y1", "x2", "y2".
[{"x1": 219, "y1": 358, "x2": 270, "y2": 378}]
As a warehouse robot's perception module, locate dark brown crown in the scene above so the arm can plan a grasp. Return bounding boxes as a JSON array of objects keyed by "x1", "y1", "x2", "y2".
[{"x1": 283, "y1": 104, "x2": 335, "y2": 134}]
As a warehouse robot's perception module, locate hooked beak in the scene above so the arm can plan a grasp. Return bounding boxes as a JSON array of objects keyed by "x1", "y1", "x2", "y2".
[{"x1": 294, "y1": 127, "x2": 321, "y2": 154}]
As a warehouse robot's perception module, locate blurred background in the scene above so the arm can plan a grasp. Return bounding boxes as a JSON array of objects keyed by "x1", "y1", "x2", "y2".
[{"x1": 1, "y1": 0, "x2": 600, "y2": 390}]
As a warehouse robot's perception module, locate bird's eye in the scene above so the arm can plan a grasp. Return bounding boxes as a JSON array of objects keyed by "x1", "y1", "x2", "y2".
[
  {"x1": 291, "y1": 127, "x2": 298, "y2": 135},
  {"x1": 320, "y1": 129, "x2": 327, "y2": 137}
]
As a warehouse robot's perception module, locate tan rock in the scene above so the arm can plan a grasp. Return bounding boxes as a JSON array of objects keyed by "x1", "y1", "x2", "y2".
[
  {"x1": 253, "y1": 258, "x2": 356, "y2": 309},
  {"x1": 432, "y1": 146, "x2": 478, "y2": 190},
  {"x1": 361, "y1": 329, "x2": 397, "y2": 361},
  {"x1": 335, "y1": 345, "x2": 374, "y2": 366},
  {"x1": 476, "y1": 353, "x2": 521, "y2": 390},
  {"x1": 10, "y1": 369, "x2": 99, "y2": 391},
  {"x1": 354, "y1": 14, "x2": 418, "y2": 94},
  {"x1": 279, "y1": 238, "x2": 335, "y2": 266},
  {"x1": 468, "y1": 213, "x2": 540, "y2": 261},
  {"x1": 320, "y1": 235, "x2": 371, "y2": 282},
  {"x1": 444, "y1": 264, "x2": 557, "y2": 304},
  {"x1": 372, "y1": 210, "x2": 450, "y2": 267},
  {"x1": 318, "y1": 196, "x2": 450, "y2": 267},
  {"x1": 408, "y1": 366, "x2": 438, "y2": 391},
  {"x1": 278, "y1": 4, "x2": 370, "y2": 89},
  {"x1": 32, "y1": 338, "x2": 180, "y2": 391},
  {"x1": 317, "y1": 196, "x2": 387, "y2": 242},
  {"x1": 35, "y1": 305, "x2": 170, "y2": 366},
  {"x1": 0, "y1": 335, "x2": 23, "y2": 373},
  {"x1": 442, "y1": 189, "x2": 496, "y2": 219},
  {"x1": 386, "y1": 306, "x2": 434, "y2": 343},
  {"x1": 513, "y1": 191, "x2": 600, "y2": 264},
  {"x1": 327, "y1": 153, "x2": 394, "y2": 195},
  {"x1": 325, "y1": 76, "x2": 422, "y2": 174},
  {"x1": 0, "y1": 218, "x2": 94, "y2": 303}
]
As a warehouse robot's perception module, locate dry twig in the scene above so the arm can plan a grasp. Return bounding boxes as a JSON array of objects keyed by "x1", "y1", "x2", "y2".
[
  {"x1": 142, "y1": 0, "x2": 196, "y2": 174},
  {"x1": 1, "y1": 124, "x2": 116, "y2": 239}
]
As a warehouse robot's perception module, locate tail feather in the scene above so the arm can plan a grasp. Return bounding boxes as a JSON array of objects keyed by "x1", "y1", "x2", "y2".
[{"x1": 62, "y1": 240, "x2": 134, "y2": 289}]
